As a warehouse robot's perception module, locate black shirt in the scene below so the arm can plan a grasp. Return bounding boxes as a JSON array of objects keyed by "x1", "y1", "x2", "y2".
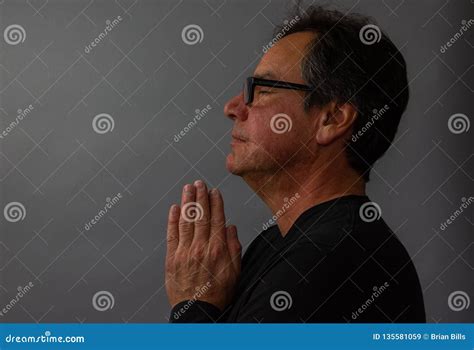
[{"x1": 169, "y1": 195, "x2": 426, "y2": 323}]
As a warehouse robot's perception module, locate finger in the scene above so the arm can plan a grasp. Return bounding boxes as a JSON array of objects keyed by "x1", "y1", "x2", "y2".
[
  {"x1": 178, "y1": 184, "x2": 196, "y2": 247},
  {"x1": 226, "y1": 225, "x2": 242, "y2": 274},
  {"x1": 192, "y1": 180, "x2": 210, "y2": 243},
  {"x1": 166, "y1": 204, "x2": 180, "y2": 257},
  {"x1": 209, "y1": 188, "x2": 226, "y2": 244}
]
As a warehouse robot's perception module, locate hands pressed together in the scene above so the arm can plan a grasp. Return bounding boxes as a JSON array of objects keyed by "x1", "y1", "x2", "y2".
[{"x1": 165, "y1": 180, "x2": 242, "y2": 311}]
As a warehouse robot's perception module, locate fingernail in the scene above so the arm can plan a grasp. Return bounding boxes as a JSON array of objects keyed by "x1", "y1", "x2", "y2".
[
  {"x1": 169, "y1": 205, "x2": 178, "y2": 219},
  {"x1": 211, "y1": 188, "x2": 219, "y2": 196},
  {"x1": 194, "y1": 180, "x2": 203, "y2": 188},
  {"x1": 184, "y1": 184, "x2": 193, "y2": 192}
]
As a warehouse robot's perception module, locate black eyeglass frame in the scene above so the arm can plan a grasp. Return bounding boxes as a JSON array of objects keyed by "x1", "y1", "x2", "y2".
[{"x1": 243, "y1": 76, "x2": 314, "y2": 105}]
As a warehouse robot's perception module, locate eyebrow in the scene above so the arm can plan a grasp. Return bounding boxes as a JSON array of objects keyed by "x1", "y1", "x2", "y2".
[{"x1": 253, "y1": 72, "x2": 277, "y2": 80}]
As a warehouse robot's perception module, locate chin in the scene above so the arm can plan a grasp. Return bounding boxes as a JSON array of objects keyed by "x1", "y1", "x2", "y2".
[{"x1": 226, "y1": 154, "x2": 245, "y2": 176}]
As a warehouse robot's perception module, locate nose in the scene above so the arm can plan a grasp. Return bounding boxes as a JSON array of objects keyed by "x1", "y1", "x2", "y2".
[{"x1": 224, "y1": 92, "x2": 248, "y2": 122}]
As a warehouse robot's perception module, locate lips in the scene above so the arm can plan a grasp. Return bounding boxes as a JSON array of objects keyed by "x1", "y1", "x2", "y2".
[{"x1": 231, "y1": 134, "x2": 248, "y2": 142}]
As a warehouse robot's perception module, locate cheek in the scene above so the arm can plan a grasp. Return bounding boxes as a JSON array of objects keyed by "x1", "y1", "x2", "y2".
[
  {"x1": 249, "y1": 112, "x2": 303, "y2": 142},
  {"x1": 251, "y1": 121, "x2": 304, "y2": 160},
  {"x1": 247, "y1": 102, "x2": 311, "y2": 153},
  {"x1": 248, "y1": 106, "x2": 287, "y2": 137},
  {"x1": 247, "y1": 118, "x2": 276, "y2": 147},
  {"x1": 249, "y1": 98, "x2": 302, "y2": 132}
]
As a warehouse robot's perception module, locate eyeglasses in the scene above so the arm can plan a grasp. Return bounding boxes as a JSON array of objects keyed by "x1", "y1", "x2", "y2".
[{"x1": 243, "y1": 76, "x2": 314, "y2": 105}]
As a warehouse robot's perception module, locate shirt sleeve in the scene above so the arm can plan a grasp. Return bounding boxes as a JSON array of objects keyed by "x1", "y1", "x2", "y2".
[{"x1": 169, "y1": 300, "x2": 222, "y2": 323}]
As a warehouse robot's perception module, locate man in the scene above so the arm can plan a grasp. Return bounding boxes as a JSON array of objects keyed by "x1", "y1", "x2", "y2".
[{"x1": 165, "y1": 6, "x2": 425, "y2": 322}]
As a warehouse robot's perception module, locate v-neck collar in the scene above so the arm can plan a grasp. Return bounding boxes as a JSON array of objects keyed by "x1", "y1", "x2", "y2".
[{"x1": 269, "y1": 194, "x2": 370, "y2": 243}]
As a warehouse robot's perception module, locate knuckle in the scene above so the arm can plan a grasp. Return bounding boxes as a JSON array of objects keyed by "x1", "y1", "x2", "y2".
[
  {"x1": 178, "y1": 221, "x2": 190, "y2": 229},
  {"x1": 208, "y1": 245, "x2": 224, "y2": 262},
  {"x1": 194, "y1": 217, "x2": 210, "y2": 228},
  {"x1": 234, "y1": 242, "x2": 242, "y2": 253},
  {"x1": 174, "y1": 249, "x2": 187, "y2": 263},
  {"x1": 210, "y1": 216, "x2": 224, "y2": 228},
  {"x1": 190, "y1": 245, "x2": 206, "y2": 260},
  {"x1": 166, "y1": 235, "x2": 178, "y2": 245},
  {"x1": 234, "y1": 239, "x2": 242, "y2": 250}
]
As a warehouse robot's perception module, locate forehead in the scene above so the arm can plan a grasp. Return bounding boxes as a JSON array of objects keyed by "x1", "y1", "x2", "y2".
[{"x1": 254, "y1": 31, "x2": 315, "y2": 82}]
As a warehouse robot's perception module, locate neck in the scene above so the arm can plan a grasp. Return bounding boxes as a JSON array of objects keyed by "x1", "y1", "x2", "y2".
[{"x1": 243, "y1": 161, "x2": 366, "y2": 236}]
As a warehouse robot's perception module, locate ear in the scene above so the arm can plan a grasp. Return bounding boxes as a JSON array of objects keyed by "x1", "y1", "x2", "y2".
[{"x1": 314, "y1": 102, "x2": 358, "y2": 145}]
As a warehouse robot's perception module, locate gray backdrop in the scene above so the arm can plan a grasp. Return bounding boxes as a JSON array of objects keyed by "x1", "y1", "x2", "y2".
[{"x1": 0, "y1": 0, "x2": 473, "y2": 323}]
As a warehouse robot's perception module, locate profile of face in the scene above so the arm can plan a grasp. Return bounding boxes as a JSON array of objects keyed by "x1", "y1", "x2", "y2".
[
  {"x1": 223, "y1": 32, "x2": 335, "y2": 180},
  {"x1": 224, "y1": 31, "x2": 357, "y2": 180},
  {"x1": 223, "y1": 32, "x2": 313, "y2": 178}
]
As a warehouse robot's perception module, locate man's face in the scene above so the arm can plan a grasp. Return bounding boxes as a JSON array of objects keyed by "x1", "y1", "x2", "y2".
[{"x1": 224, "y1": 32, "x2": 319, "y2": 178}]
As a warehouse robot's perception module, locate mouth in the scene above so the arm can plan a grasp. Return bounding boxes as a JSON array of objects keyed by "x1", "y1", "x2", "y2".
[{"x1": 231, "y1": 134, "x2": 248, "y2": 143}]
